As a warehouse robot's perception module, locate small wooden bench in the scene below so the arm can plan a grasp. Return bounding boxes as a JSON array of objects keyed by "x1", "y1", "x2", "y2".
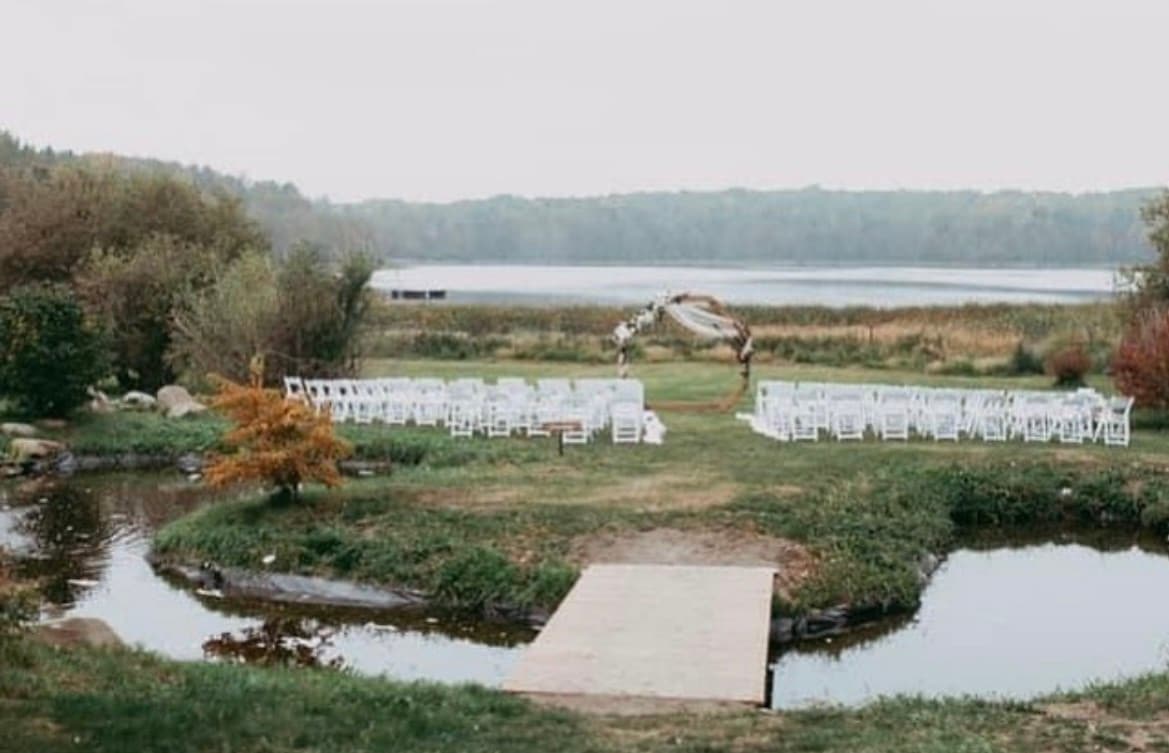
[{"x1": 540, "y1": 420, "x2": 584, "y2": 455}]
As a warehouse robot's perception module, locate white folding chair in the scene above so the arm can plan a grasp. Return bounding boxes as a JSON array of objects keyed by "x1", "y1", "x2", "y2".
[
  {"x1": 877, "y1": 389, "x2": 912, "y2": 441},
  {"x1": 927, "y1": 393, "x2": 962, "y2": 442},
  {"x1": 830, "y1": 390, "x2": 865, "y2": 441},
  {"x1": 1101, "y1": 396, "x2": 1134, "y2": 447},
  {"x1": 611, "y1": 402, "x2": 642, "y2": 444},
  {"x1": 977, "y1": 395, "x2": 1009, "y2": 442},
  {"x1": 283, "y1": 376, "x2": 307, "y2": 403}
]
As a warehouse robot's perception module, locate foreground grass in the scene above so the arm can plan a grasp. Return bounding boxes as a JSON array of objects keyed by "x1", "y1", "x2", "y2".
[
  {"x1": 3, "y1": 640, "x2": 1169, "y2": 753},
  {"x1": 154, "y1": 360, "x2": 1169, "y2": 614}
]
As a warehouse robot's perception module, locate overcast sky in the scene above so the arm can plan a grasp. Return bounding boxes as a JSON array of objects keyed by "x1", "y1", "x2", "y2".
[{"x1": 3, "y1": 0, "x2": 1168, "y2": 202}]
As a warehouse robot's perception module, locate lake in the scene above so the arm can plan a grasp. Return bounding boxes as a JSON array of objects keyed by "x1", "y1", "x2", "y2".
[{"x1": 371, "y1": 264, "x2": 1122, "y2": 307}]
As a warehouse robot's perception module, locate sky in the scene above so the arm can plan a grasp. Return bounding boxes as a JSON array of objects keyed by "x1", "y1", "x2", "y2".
[{"x1": 3, "y1": 0, "x2": 1168, "y2": 203}]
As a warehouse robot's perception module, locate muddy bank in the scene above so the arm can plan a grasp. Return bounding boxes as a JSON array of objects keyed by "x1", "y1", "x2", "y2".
[
  {"x1": 151, "y1": 556, "x2": 550, "y2": 625},
  {"x1": 150, "y1": 557, "x2": 427, "y2": 610}
]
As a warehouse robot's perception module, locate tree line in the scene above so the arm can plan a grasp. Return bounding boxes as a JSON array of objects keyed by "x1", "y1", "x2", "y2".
[
  {"x1": 347, "y1": 188, "x2": 1158, "y2": 266},
  {"x1": 0, "y1": 132, "x2": 371, "y2": 416},
  {"x1": 3, "y1": 131, "x2": 1161, "y2": 267}
]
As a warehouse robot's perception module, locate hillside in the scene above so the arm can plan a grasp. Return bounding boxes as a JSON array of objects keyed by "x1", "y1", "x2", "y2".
[{"x1": 2, "y1": 131, "x2": 1160, "y2": 266}]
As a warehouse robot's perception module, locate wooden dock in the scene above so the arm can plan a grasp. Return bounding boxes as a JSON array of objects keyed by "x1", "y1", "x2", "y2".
[{"x1": 503, "y1": 564, "x2": 775, "y2": 703}]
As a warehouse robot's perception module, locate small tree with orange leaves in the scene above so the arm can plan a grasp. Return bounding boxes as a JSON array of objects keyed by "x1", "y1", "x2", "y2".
[{"x1": 205, "y1": 358, "x2": 352, "y2": 501}]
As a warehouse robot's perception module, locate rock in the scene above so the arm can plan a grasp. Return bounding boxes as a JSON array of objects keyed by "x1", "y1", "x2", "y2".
[
  {"x1": 87, "y1": 388, "x2": 115, "y2": 414},
  {"x1": 0, "y1": 422, "x2": 38, "y2": 438},
  {"x1": 33, "y1": 617, "x2": 123, "y2": 649},
  {"x1": 53, "y1": 451, "x2": 78, "y2": 475},
  {"x1": 917, "y1": 552, "x2": 941, "y2": 584},
  {"x1": 7, "y1": 438, "x2": 66, "y2": 464},
  {"x1": 176, "y1": 452, "x2": 203, "y2": 474},
  {"x1": 156, "y1": 385, "x2": 207, "y2": 419},
  {"x1": 120, "y1": 390, "x2": 157, "y2": 410},
  {"x1": 36, "y1": 418, "x2": 68, "y2": 431}
]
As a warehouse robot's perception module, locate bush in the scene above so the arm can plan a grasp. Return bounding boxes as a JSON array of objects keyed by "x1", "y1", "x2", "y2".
[
  {"x1": 1006, "y1": 341, "x2": 1045, "y2": 375},
  {"x1": 1044, "y1": 343, "x2": 1092, "y2": 388},
  {"x1": 169, "y1": 247, "x2": 372, "y2": 387},
  {"x1": 0, "y1": 284, "x2": 108, "y2": 416},
  {"x1": 1112, "y1": 307, "x2": 1169, "y2": 409},
  {"x1": 268, "y1": 244, "x2": 372, "y2": 380},
  {"x1": 78, "y1": 235, "x2": 231, "y2": 390}
]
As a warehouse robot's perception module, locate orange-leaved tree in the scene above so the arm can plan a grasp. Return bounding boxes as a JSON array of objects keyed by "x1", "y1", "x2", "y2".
[{"x1": 205, "y1": 358, "x2": 352, "y2": 501}]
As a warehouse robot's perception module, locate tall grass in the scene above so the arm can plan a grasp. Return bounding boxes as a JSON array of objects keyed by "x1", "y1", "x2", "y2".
[{"x1": 365, "y1": 301, "x2": 1122, "y2": 374}]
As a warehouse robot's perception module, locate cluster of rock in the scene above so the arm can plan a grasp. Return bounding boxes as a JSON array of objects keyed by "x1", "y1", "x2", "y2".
[
  {"x1": 2, "y1": 423, "x2": 69, "y2": 472},
  {"x1": 88, "y1": 384, "x2": 207, "y2": 419},
  {"x1": 3, "y1": 385, "x2": 208, "y2": 475},
  {"x1": 2, "y1": 423, "x2": 66, "y2": 467}
]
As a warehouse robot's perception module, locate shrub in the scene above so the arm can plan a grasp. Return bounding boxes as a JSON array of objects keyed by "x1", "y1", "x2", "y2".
[
  {"x1": 169, "y1": 246, "x2": 372, "y2": 387},
  {"x1": 205, "y1": 359, "x2": 352, "y2": 501},
  {"x1": 1006, "y1": 341, "x2": 1045, "y2": 375},
  {"x1": 169, "y1": 252, "x2": 281, "y2": 386},
  {"x1": 1112, "y1": 307, "x2": 1169, "y2": 409},
  {"x1": 0, "y1": 283, "x2": 108, "y2": 416},
  {"x1": 78, "y1": 235, "x2": 232, "y2": 390},
  {"x1": 1044, "y1": 343, "x2": 1092, "y2": 388},
  {"x1": 268, "y1": 244, "x2": 372, "y2": 380}
]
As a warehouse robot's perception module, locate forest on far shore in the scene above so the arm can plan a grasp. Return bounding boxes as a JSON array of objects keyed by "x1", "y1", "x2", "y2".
[{"x1": 3, "y1": 130, "x2": 1160, "y2": 267}]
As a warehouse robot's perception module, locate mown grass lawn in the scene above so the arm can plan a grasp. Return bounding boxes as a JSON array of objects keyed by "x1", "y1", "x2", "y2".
[{"x1": 153, "y1": 359, "x2": 1169, "y2": 614}]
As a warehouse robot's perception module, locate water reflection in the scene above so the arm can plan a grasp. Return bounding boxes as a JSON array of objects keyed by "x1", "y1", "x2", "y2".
[
  {"x1": 203, "y1": 618, "x2": 344, "y2": 668},
  {"x1": 2, "y1": 475, "x2": 532, "y2": 686},
  {"x1": 772, "y1": 533, "x2": 1169, "y2": 709}
]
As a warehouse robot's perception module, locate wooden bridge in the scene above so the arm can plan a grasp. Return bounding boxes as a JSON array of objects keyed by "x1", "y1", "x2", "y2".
[{"x1": 504, "y1": 564, "x2": 775, "y2": 703}]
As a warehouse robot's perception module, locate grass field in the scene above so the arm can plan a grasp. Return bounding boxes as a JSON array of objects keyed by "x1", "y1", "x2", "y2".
[
  {"x1": 4, "y1": 638, "x2": 1169, "y2": 753},
  {"x1": 9, "y1": 356, "x2": 1169, "y2": 752},
  {"x1": 153, "y1": 359, "x2": 1169, "y2": 614}
]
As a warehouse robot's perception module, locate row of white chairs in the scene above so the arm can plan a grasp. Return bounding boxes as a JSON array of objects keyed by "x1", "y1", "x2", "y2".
[
  {"x1": 745, "y1": 381, "x2": 1134, "y2": 447},
  {"x1": 284, "y1": 376, "x2": 648, "y2": 444}
]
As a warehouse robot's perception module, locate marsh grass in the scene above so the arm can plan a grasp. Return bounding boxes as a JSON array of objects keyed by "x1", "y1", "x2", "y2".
[{"x1": 366, "y1": 301, "x2": 1123, "y2": 375}]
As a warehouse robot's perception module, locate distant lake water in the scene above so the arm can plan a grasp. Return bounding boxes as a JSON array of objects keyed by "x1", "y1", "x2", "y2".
[{"x1": 371, "y1": 265, "x2": 1121, "y2": 307}]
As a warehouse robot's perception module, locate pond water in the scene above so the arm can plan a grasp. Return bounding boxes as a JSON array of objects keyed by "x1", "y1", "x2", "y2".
[
  {"x1": 6, "y1": 476, "x2": 1169, "y2": 707},
  {"x1": 771, "y1": 532, "x2": 1169, "y2": 709},
  {"x1": 0, "y1": 476, "x2": 532, "y2": 684},
  {"x1": 372, "y1": 264, "x2": 1120, "y2": 307}
]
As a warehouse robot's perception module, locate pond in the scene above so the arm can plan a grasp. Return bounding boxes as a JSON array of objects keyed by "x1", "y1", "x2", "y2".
[
  {"x1": 0, "y1": 475, "x2": 533, "y2": 684},
  {"x1": 771, "y1": 531, "x2": 1169, "y2": 709},
  {"x1": 5, "y1": 475, "x2": 1169, "y2": 707},
  {"x1": 372, "y1": 264, "x2": 1119, "y2": 307}
]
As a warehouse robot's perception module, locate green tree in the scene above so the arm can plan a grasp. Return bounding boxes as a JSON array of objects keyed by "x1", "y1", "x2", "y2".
[
  {"x1": 168, "y1": 252, "x2": 282, "y2": 385},
  {"x1": 271, "y1": 243, "x2": 372, "y2": 379},
  {"x1": 1123, "y1": 191, "x2": 1169, "y2": 309},
  {"x1": 78, "y1": 235, "x2": 220, "y2": 389},
  {"x1": 0, "y1": 284, "x2": 108, "y2": 416}
]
